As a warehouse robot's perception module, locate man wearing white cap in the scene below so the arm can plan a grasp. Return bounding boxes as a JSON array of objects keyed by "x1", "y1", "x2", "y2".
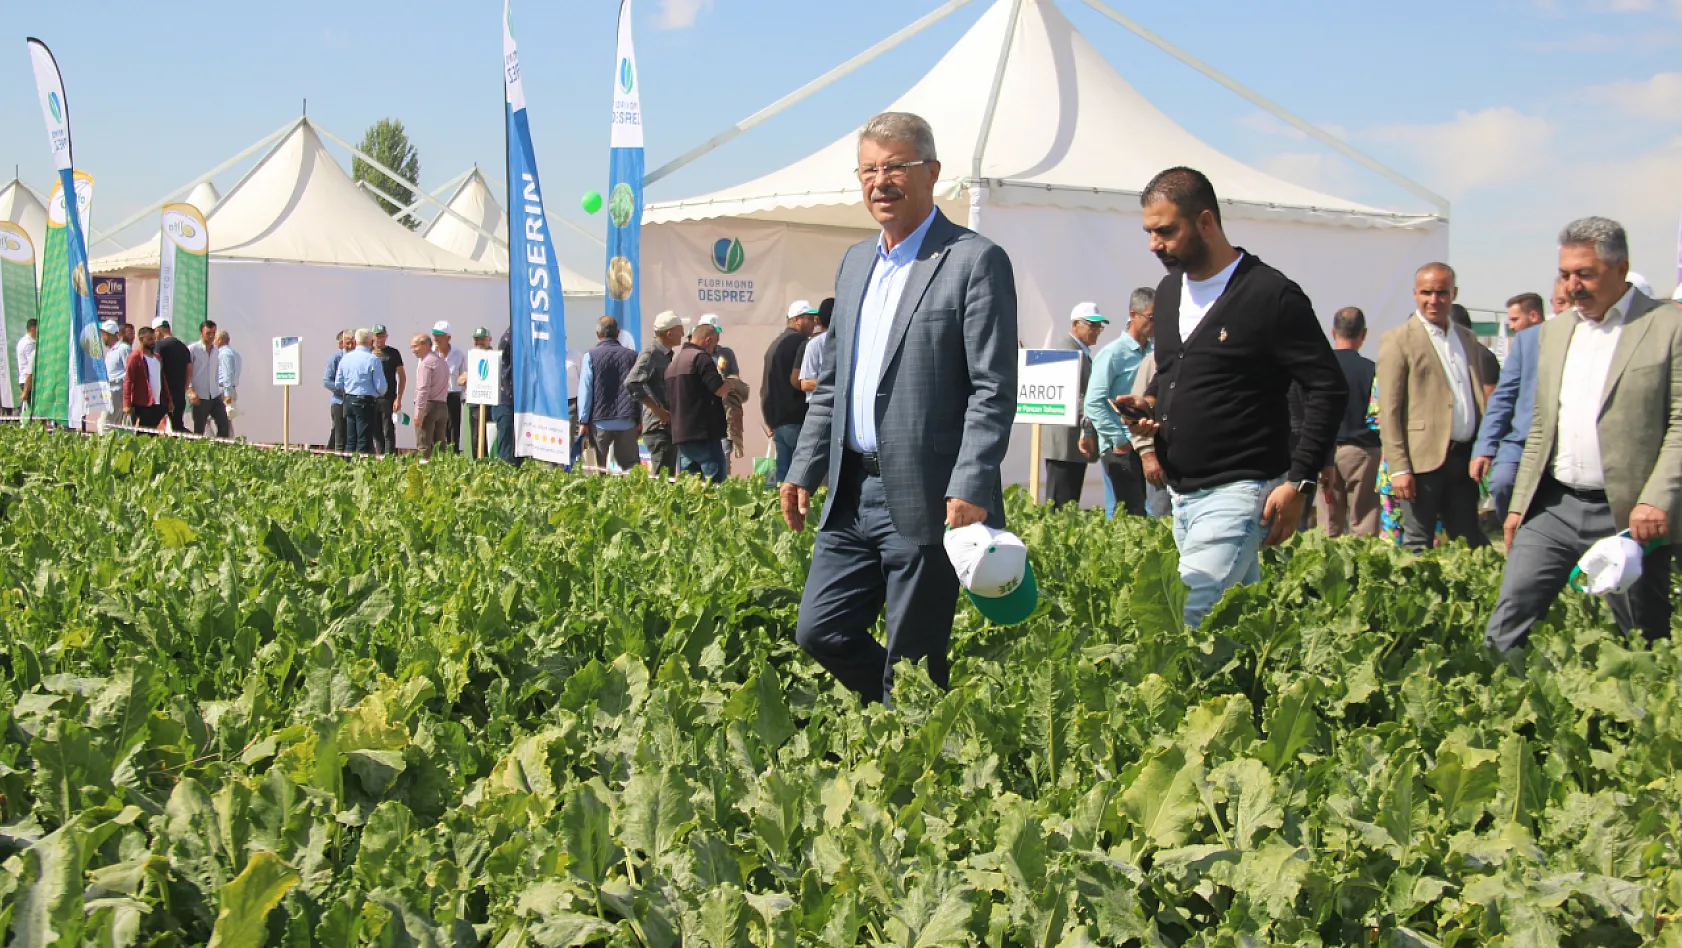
[
  {"x1": 627, "y1": 311, "x2": 686, "y2": 477},
  {"x1": 431, "y1": 321, "x2": 468, "y2": 452},
  {"x1": 762, "y1": 302, "x2": 819, "y2": 486},
  {"x1": 1043, "y1": 302, "x2": 1106, "y2": 508},
  {"x1": 1487, "y1": 217, "x2": 1682, "y2": 650},
  {"x1": 101, "y1": 320, "x2": 129, "y2": 423}
]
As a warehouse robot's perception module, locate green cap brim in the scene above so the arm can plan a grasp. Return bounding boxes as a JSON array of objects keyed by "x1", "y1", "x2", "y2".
[{"x1": 963, "y1": 559, "x2": 1038, "y2": 625}]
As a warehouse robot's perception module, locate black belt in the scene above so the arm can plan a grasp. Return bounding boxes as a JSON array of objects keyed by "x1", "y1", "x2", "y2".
[
  {"x1": 1556, "y1": 480, "x2": 1608, "y2": 505},
  {"x1": 1449, "y1": 440, "x2": 1476, "y2": 453},
  {"x1": 346, "y1": 394, "x2": 379, "y2": 402},
  {"x1": 845, "y1": 450, "x2": 881, "y2": 477}
]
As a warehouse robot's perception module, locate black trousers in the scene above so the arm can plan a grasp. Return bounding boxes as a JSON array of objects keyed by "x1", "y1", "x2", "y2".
[
  {"x1": 1045, "y1": 459, "x2": 1087, "y2": 509},
  {"x1": 1400, "y1": 441, "x2": 1488, "y2": 550},
  {"x1": 192, "y1": 397, "x2": 230, "y2": 438},
  {"x1": 166, "y1": 386, "x2": 187, "y2": 432},
  {"x1": 345, "y1": 396, "x2": 380, "y2": 455},
  {"x1": 328, "y1": 402, "x2": 346, "y2": 451},
  {"x1": 643, "y1": 425, "x2": 676, "y2": 477},
  {"x1": 445, "y1": 392, "x2": 463, "y2": 453},
  {"x1": 1102, "y1": 448, "x2": 1148, "y2": 517},
  {"x1": 373, "y1": 397, "x2": 395, "y2": 455},
  {"x1": 794, "y1": 453, "x2": 960, "y2": 705},
  {"x1": 134, "y1": 405, "x2": 167, "y2": 430}
]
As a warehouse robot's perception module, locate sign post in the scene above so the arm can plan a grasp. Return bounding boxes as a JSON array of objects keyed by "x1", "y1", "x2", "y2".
[
  {"x1": 466, "y1": 349, "x2": 501, "y2": 460},
  {"x1": 1015, "y1": 349, "x2": 1082, "y2": 505},
  {"x1": 272, "y1": 336, "x2": 301, "y2": 446}
]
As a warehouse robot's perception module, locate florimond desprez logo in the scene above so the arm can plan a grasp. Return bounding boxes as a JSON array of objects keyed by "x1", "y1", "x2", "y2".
[
  {"x1": 477, "y1": 359, "x2": 490, "y2": 381},
  {"x1": 619, "y1": 58, "x2": 634, "y2": 95},
  {"x1": 48, "y1": 92, "x2": 62, "y2": 123},
  {"x1": 711, "y1": 238, "x2": 744, "y2": 275}
]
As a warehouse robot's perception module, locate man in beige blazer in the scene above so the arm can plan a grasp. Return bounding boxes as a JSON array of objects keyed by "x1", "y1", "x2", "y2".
[
  {"x1": 1486, "y1": 218, "x2": 1682, "y2": 650},
  {"x1": 1376, "y1": 263, "x2": 1490, "y2": 550}
]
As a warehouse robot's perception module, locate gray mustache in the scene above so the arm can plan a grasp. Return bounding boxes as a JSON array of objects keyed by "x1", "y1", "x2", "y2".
[{"x1": 871, "y1": 187, "x2": 904, "y2": 201}]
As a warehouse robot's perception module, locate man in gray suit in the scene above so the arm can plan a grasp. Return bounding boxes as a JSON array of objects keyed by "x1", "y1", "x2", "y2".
[
  {"x1": 1043, "y1": 302, "x2": 1104, "y2": 509},
  {"x1": 1487, "y1": 217, "x2": 1682, "y2": 650},
  {"x1": 780, "y1": 111, "x2": 1018, "y2": 705}
]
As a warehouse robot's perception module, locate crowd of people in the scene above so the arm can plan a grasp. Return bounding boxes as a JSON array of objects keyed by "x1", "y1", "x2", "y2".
[{"x1": 320, "y1": 321, "x2": 488, "y2": 459}]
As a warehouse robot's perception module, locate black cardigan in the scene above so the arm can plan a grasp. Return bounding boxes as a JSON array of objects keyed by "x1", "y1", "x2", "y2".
[{"x1": 1145, "y1": 251, "x2": 1347, "y2": 493}]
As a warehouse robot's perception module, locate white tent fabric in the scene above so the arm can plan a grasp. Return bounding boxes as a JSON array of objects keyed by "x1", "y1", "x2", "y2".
[
  {"x1": 0, "y1": 178, "x2": 49, "y2": 279},
  {"x1": 643, "y1": 0, "x2": 1448, "y2": 496},
  {"x1": 423, "y1": 168, "x2": 607, "y2": 298}
]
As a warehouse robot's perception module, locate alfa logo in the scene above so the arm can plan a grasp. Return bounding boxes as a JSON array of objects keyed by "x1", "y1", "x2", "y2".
[
  {"x1": 711, "y1": 238, "x2": 745, "y2": 274},
  {"x1": 0, "y1": 236, "x2": 17, "y2": 252},
  {"x1": 48, "y1": 92, "x2": 61, "y2": 123},
  {"x1": 619, "y1": 58, "x2": 634, "y2": 95}
]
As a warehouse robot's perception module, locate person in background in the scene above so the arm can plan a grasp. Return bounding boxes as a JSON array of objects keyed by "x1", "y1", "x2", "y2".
[
  {"x1": 119, "y1": 322, "x2": 136, "y2": 350},
  {"x1": 152, "y1": 316, "x2": 191, "y2": 432},
  {"x1": 1126, "y1": 352, "x2": 1171, "y2": 517},
  {"x1": 708, "y1": 328, "x2": 752, "y2": 475},
  {"x1": 411, "y1": 332, "x2": 449, "y2": 461},
  {"x1": 494, "y1": 327, "x2": 518, "y2": 465},
  {"x1": 371, "y1": 325, "x2": 405, "y2": 456},
  {"x1": 336, "y1": 329, "x2": 388, "y2": 456},
  {"x1": 1045, "y1": 302, "x2": 1106, "y2": 509},
  {"x1": 701, "y1": 314, "x2": 740, "y2": 376},
  {"x1": 323, "y1": 330, "x2": 353, "y2": 450},
  {"x1": 1471, "y1": 292, "x2": 1547, "y2": 520},
  {"x1": 187, "y1": 319, "x2": 230, "y2": 438},
  {"x1": 1116, "y1": 166, "x2": 1346, "y2": 628},
  {"x1": 14, "y1": 318, "x2": 36, "y2": 414},
  {"x1": 101, "y1": 320, "x2": 129, "y2": 424},
  {"x1": 214, "y1": 329, "x2": 242, "y2": 435},
  {"x1": 666, "y1": 322, "x2": 733, "y2": 483},
  {"x1": 1086, "y1": 289, "x2": 1155, "y2": 517},
  {"x1": 468, "y1": 327, "x2": 495, "y2": 458},
  {"x1": 627, "y1": 311, "x2": 685, "y2": 477},
  {"x1": 1550, "y1": 278, "x2": 1571, "y2": 316},
  {"x1": 1318, "y1": 307, "x2": 1383, "y2": 537},
  {"x1": 762, "y1": 302, "x2": 818, "y2": 486},
  {"x1": 1451, "y1": 304, "x2": 1501, "y2": 402},
  {"x1": 797, "y1": 298, "x2": 836, "y2": 401},
  {"x1": 578, "y1": 316, "x2": 641, "y2": 473},
  {"x1": 122, "y1": 325, "x2": 171, "y2": 431},
  {"x1": 1488, "y1": 217, "x2": 1682, "y2": 650},
  {"x1": 1376, "y1": 264, "x2": 1490, "y2": 550},
  {"x1": 431, "y1": 321, "x2": 467, "y2": 453}
]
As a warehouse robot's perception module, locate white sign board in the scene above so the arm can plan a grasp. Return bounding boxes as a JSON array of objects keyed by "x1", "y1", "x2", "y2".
[
  {"x1": 466, "y1": 349, "x2": 502, "y2": 406},
  {"x1": 1015, "y1": 349, "x2": 1082, "y2": 427},
  {"x1": 272, "y1": 336, "x2": 301, "y2": 386}
]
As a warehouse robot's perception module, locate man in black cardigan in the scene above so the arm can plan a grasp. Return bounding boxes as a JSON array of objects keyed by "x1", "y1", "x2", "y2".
[{"x1": 1117, "y1": 167, "x2": 1347, "y2": 628}]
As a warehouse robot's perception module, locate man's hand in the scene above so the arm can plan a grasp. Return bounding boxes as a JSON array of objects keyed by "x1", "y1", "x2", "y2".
[
  {"x1": 578, "y1": 423, "x2": 592, "y2": 439},
  {"x1": 1469, "y1": 456, "x2": 1492, "y2": 483},
  {"x1": 1390, "y1": 471, "x2": 1417, "y2": 502},
  {"x1": 1113, "y1": 395, "x2": 1158, "y2": 440},
  {"x1": 1504, "y1": 512, "x2": 1523, "y2": 548},
  {"x1": 946, "y1": 497, "x2": 987, "y2": 528},
  {"x1": 1319, "y1": 464, "x2": 1336, "y2": 493},
  {"x1": 655, "y1": 407, "x2": 671, "y2": 426},
  {"x1": 780, "y1": 481, "x2": 810, "y2": 532},
  {"x1": 1079, "y1": 436, "x2": 1096, "y2": 458},
  {"x1": 187, "y1": 390, "x2": 199, "y2": 406},
  {"x1": 1140, "y1": 450, "x2": 1165, "y2": 487},
  {"x1": 1629, "y1": 503, "x2": 1669, "y2": 545},
  {"x1": 1261, "y1": 483, "x2": 1308, "y2": 546}
]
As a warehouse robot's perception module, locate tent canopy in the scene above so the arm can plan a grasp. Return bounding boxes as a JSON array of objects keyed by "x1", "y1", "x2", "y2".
[
  {"x1": 646, "y1": 0, "x2": 1440, "y2": 231},
  {"x1": 92, "y1": 118, "x2": 500, "y2": 276},
  {"x1": 88, "y1": 181, "x2": 221, "y2": 271},
  {"x1": 0, "y1": 177, "x2": 49, "y2": 261},
  {"x1": 423, "y1": 167, "x2": 606, "y2": 297}
]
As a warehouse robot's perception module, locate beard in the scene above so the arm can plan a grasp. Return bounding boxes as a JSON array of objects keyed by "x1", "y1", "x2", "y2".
[{"x1": 1155, "y1": 229, "x2": 1209, "y2": 273}]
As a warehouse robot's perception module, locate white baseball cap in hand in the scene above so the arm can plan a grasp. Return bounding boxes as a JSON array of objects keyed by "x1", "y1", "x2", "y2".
[
  {"x1": 1569, "y1": 533, "x2": 1647, "y2": 595},
  {"x1": 943, "y1": 523, "x2": 1039, "y2": 625}
]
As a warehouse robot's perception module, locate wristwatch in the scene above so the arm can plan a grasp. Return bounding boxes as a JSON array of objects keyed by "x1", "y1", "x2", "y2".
[{"x1": 1292, "y1": 479, "x2": 1317, "y2": 502}]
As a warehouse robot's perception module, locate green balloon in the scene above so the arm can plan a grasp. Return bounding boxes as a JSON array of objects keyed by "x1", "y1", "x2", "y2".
[{"x1": 581, "y1": 190, "x2": 603, "y2": 214}]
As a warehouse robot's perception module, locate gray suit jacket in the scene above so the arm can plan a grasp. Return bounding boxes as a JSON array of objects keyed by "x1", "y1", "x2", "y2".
[
  {"x1": 1513, "y1": 291, "x2": 1682, "y2": 534},
  {"x1": 1040, "y1": 333, "x2": 1098, "y2": 463},
  {"x1": 787, "y1": 210, "x2": 1018, "y2": 546}
]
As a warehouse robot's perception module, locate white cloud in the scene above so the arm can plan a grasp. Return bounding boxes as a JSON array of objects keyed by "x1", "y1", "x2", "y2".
[
  {"x1": 1236, "y1": 110, "x2": 1349, "y2": 143},
  {"x1": 1584, "y1": 71, "x2": 1682, "y2": 121},
  {"x1": 1365, "y1": 107, "x2": 1555, "y2": 197},
  {"x1": 1257, "y1": 152, "x2": 1361, "y2": 198},
  {"x1": 656, "y1": 0, "x2": 714, "y2": 29}
]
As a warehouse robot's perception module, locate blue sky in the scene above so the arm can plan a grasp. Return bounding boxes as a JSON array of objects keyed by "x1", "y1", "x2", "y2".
[{"x1": 5, "y1": 0, "x2": 1679, "y2": 308}]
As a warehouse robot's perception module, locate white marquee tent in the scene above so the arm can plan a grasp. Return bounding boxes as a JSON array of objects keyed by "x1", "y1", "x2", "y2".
[
  {"x1": 643, "y1": 0, "x2": 1448, "y2": 493},
  {"x1": 91, "y1": 117, "x2": 509, "y2": 449},
  {"x1": 0, "y1": 177, "x2": 49, "y2": 280}
]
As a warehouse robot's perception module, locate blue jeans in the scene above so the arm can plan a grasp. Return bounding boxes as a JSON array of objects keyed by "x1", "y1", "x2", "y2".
[
  {"x1": 677, "y1": 440, "x2": 726, "y2": 483},
  {"x1": 1170, "y1": 479, "x2": 1275, "y2": 628},
  {"x1": 492, "y1": 406, "x2": 518, "y2": 464},
  {"x1": 771, "y1": 423, "x2": 804, "y2": 487}
]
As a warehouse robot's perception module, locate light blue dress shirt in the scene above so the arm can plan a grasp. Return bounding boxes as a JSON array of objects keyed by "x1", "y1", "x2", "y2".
[
  {"x1": 323, "y1": 349, "x2": 346, "y2": 405},
  {"x1": 577, "y1": 351, "x2": 636, "y2": 431},
  {"x1": 846, "y1": 210, "x2": 938, "y2": 454},
  {"x1": 1084, "y1": 333, "x2": 1150, "y2": 452},
  {"x1": 336, "y1": 346, "x2": 388, "y2": 397}
]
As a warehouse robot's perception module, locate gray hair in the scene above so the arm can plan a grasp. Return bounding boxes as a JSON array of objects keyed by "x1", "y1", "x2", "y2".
[
  {"x1": 1559, "y1": 216, "x2": 1628, "y2": 266},
  {"x1": 1128, "y1": 287, "x2": 1156, "y2": 315},
  {"x1": 354, "y1": 329, "x2": 374, "y2": 347},
  {"x1": 859, "y1": 112, "x2": 938, "y2": 162}
]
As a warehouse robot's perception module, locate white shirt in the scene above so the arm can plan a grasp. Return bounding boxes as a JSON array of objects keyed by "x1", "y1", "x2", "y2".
[
  {"x1": 440, "y1": 345, "x2": 468, "y2": 394},
  {"x1": 143, "y1": 354, "x2": 162, "y2": 403},
  {"x1": 565, "y1": 348, "x2": 582, "y2": 401},
  {"x1": 1179, "y1": 253, "x2": 1244, "y2": 342},
  {"x1": 16, "y1": 335, "x2": 35, "y2": 379},
  {"x1": 1553, "y1": 285, "x2": 1634, "y2": 491},
  {"x1": 847, "y1": 209, "x2": 938, "y2": 454},
  {"x1": 188, "y1": 341, "x2": 223, "y2": 399},
  {"x1": 1415, "y1": 312, "x2": 1477, "y2": 444},
  {"x1": 105, "y1": 341, "x2": 131, "y2": 385}
]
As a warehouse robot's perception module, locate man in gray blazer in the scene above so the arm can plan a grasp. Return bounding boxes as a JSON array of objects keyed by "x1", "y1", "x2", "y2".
[
  {"x1": 780, "y1": 111, "x2": 1018, "y2": 705},
  {"x1": 1487, "y1": 217, "x2": 1682, "y2": 650}
]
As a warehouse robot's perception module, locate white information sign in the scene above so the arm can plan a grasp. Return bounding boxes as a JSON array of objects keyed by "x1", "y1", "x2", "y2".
[
  {"x1": 1015, "y1": 349, "x2": 1082, "y2": 427},
  {"x1": 272, "y1": 336, "x2": 301, "y2": 386},
  {"x1": 466, "y1": 349, "x2": 502, "y2": 406}
]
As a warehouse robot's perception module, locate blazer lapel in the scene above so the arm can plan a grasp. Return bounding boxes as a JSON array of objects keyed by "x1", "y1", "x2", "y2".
[
  {"x1": 1600, "y1": 293, "x2": 1656, "y2": 413},
  {"x1": 879, "y1": 213, "x2": 958, "y2": 377}
]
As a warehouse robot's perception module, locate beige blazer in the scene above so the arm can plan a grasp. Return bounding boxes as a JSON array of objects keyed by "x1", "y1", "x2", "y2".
[
  {"x1": 1376, "y1": 316, "x2": 1489, "y2": 476},
  {"x1": 1512, "y1": 292, "x2": 1682, "y2": 532}
]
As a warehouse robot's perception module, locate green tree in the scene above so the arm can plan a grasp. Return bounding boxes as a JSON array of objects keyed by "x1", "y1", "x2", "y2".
[{"x1": 352, "y1": 117, "x2": 422, "y2": 229}]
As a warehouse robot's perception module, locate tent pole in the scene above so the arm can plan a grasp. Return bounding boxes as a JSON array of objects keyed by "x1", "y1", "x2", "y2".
[
  {"x1": 970, "y1": 0, "x2": 1023, "y2": 184},
  {"x1": 315, "y1": 123, "x2": 515, "y2": 252},
  {"x1": 642, "y1": 0, "x2": 979, "y2": 188},
  {"x1": 88, "y1": 117, "x2": 300, "y2": 250},
  {"x1": 1078, "y1": 0, "x2": 1449, "y2": 216},
  {"x1": 401, "y1": 170, "x2": 474, "y2": 226}
]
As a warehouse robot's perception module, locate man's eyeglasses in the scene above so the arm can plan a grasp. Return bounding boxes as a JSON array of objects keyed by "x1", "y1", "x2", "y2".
[{"x1": 856, "y1": 160, "x2": 930, "y2": 182}]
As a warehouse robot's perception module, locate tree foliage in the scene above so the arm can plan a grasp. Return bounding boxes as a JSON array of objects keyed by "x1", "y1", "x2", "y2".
[{"x1": 352, "y1": 117, "x2": 421, "y2": 230}]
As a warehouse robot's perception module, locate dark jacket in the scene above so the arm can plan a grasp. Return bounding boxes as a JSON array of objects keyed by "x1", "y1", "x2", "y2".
[
  {"x1": 626, "y1": 340, "x2": 674, "y2": 430},
  {"x1": 761, "y1": 328, "x2": 810, "y2": 430},
  {"x1": 665, "y1": 342, "x2": 726, "y2": 445},
  {"x1": 1040, "y1": 333, "x2": 1098, "y2": 463},
  {"x1": 582, "y1": 339, "x2": 637, "y2": 423},
  {"x1": 123, "y1": 350, "x2": 172, "y2": 412},
  {"x1": 1146, "y1": 251, "x2": 1347, "y2": 492},
  {"x1": 498, "y1": 330, "x2": 514, "y2": 407}
]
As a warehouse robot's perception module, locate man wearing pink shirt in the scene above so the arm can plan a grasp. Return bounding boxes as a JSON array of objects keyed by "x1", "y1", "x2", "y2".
[{"x1": 411, "y1": 333, "x2": 450, "y2": 460}]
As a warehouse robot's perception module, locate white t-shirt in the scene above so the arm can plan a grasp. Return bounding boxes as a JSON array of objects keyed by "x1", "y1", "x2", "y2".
[
  {"x1": 441, "y1": 345, "x2": 468, "y2": 394},
  {"x1": 565, "y1": 348, "x2": 582, "y2": 401},
  {"x1": 1179, "y1": 253, "x2": 1245, "y2": 342},
  {"x1": 16, "y1": 334, "x2": 36, "y2": 379},
  {"x1": 143, "y1": 354, "x2": 162, "y2": 403}
]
